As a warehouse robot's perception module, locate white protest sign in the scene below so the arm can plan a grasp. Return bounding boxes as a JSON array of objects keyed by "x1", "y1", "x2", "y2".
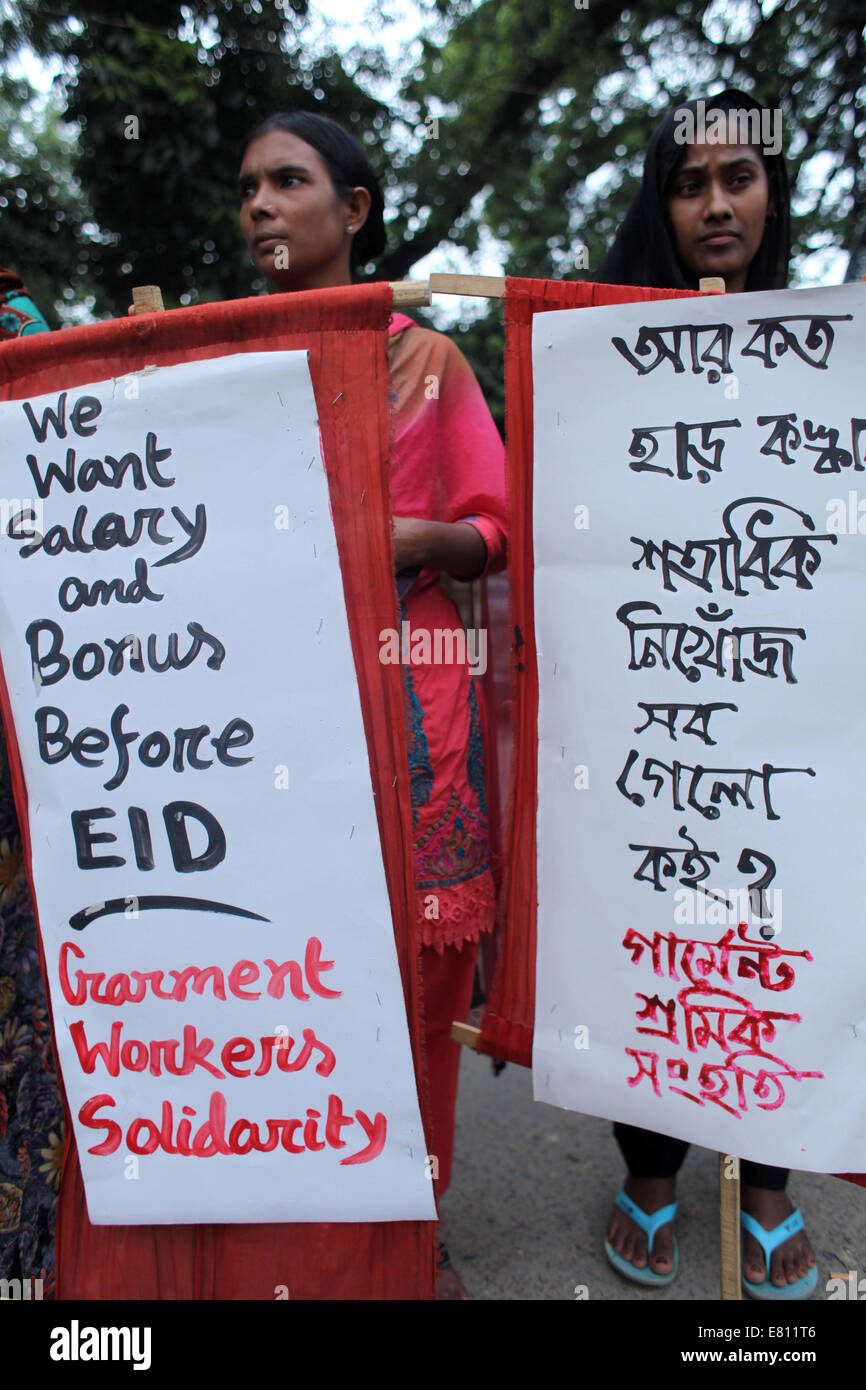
[
  {"x1": 532, "y1": 284, "x2": 866, "y2": 1171},
  {"x1": 0, "y1": 350, "x2": 436, "y2": 1223}
]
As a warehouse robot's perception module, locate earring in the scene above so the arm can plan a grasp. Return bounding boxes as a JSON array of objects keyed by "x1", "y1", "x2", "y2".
[{"x1": 346, "y1": 225, "x2": 355, "y2": 233}]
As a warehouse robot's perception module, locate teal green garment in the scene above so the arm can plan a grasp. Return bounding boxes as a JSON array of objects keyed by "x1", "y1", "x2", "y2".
[{"x1": 0, "y1": 290, "x2": 49, "y2": 337}]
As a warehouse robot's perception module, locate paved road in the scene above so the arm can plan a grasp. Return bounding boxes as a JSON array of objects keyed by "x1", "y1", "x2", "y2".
[{"x1": 440, "y1": 1046, "x2": 866, "y2": 1301}]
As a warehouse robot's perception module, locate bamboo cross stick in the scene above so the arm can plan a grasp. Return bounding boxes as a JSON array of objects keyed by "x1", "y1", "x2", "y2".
[
  {"x1": 430, "y1": 273, "x2": 506, "y2": 299},
  {"x1": 390, "y1": 280, "x2": 432, "y2": 306},
  {"x1": 130, "y1": 283, "x2": 432, "y2": 311},
  {"x1": 132, "y1": 271, "x2": 721, "y2": 316},
  {"x1": 131, "y1": 285, "x2": 165, "y2": 313}
]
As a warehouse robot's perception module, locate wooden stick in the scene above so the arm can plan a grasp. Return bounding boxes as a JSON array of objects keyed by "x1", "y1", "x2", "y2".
[
  {"x1": 429, "y1": 273, "x2": 722, "y2": 300},
  {"x1": 450, "y1": 1021, "x2": 480, "y2": 1049},
  {"x1": 430, "y1": 273, "x2": 506, "y2": 299},
  {"x1": 702, "y1": 272, "x2": 740, "y2": 1301},
  {"x1": 133, "y1": 280, "x2": 435, "y2": 312},
  {"x1": 719, "y1": 1153, "x2": 742, "y2": 1299},
  {"x1": 131, "y1": 285, "x2": 165, "y2": 314},
  {"x1": 390, "y1": 280, "x2": 432, "y2": 307},
  {"x1": 132, "y1": 273, "x2": 718, "y2": 315}
]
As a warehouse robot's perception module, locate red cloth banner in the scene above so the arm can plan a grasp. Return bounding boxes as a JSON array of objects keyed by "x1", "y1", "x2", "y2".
[{"x1": 0, "y1": 283, "x2": 439, "y2": 1297}]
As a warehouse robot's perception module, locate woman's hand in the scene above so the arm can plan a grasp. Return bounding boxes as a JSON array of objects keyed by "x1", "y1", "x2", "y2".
[
  {"x1": 392, "y1": 516, "x2": 487, "y2": 581},
  {"x1": 391, "y1": 517, "x2": 433, "y2": 570}
]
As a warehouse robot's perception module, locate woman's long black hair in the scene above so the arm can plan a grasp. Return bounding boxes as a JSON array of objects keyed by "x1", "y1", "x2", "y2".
[
  {"x1": 599, "y1": 89, "x2": 791, "y2": 291},
  {"x1": 241, "y1": 111, "x2": 387, "y2": 274}
]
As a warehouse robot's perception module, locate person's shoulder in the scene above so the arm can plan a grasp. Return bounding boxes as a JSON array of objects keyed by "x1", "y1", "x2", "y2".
[
  {"x1": 388, "y1": 315, "x2": 466, "y2": 370},
  {"x1": 389, "y1": 313, "x2": 451, "y2": 347}
]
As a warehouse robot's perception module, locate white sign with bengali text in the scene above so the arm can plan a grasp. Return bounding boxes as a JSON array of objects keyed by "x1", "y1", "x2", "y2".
[
  {"x1": 532, "y1": 284, "x2": 866, "y2": 1171},
  {"x1": 0, "y1": 350, "x2": 436, "y2": 1224}
]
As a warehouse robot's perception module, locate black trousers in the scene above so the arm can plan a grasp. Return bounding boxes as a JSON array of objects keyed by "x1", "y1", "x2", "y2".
[{"x1": 614, "y1": 1122, "x2": 788, "y2": 1190}]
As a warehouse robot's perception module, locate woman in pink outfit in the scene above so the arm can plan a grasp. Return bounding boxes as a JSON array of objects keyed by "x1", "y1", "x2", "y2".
[{"x1": 238, "y1": 110, "x2": 507, "y2": 1297}]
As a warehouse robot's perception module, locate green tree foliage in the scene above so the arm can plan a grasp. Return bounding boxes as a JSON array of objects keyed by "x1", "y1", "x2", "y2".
[
  {"x1": 1, "y1": 0, "x2": 863, "y2": 398},
  {"x1": 391, "y1": 0, "x2": 865, "y2": 283},
  {"x1": 396, "y1": 0, "x2": 865, "y2": 425},
  {"x1": 0, "y1": 65, "x2": 95, "y2": 324},
  {"x1": 1, "y1": 0, "x2": 389, "y2": 314}
]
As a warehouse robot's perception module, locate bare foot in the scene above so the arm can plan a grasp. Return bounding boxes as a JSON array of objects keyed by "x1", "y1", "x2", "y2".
[
  {"x1": 740, "y1": 1186, "x2": 816, "y2": 1288},
  {"x1": 606, "y1": 1175, "x2": 677, "y2": 1276}
]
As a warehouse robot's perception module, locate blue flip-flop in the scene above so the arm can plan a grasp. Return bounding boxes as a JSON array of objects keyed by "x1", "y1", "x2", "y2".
[
  {"x1": 741, "y1": 1208, "x2": 818, "y2": 1300},
  {"x1": 604, "y1": 1187, "x2": 679, "y2": 1287}
]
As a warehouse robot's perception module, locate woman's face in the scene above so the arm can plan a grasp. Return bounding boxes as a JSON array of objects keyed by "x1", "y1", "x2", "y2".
[
  {"x1": 666, "y1": 142, "x2": 771, "y2": 293},
  {"x1": 238, "y1": 130, "x2": 370, "y2": 291}
]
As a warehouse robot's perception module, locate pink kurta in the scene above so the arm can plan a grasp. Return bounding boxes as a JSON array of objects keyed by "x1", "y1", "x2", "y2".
[{"x1": 387, "y1": 314, "x2": 507, "y2": 950}]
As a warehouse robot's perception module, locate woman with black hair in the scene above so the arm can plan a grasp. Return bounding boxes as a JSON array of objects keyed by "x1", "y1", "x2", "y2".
[
  {"x1": 600, "y1": 89, "x2": 790, "y2": 295},
  {"x1": 238, "y1": 112, "x2": 507, "y2": 1299},
  {"x1": 238, "y1": 111, "x2": 387, "y2": 289},
  {"x1": 600, "y1": 90, "x2": 817, "y2": 1300}
]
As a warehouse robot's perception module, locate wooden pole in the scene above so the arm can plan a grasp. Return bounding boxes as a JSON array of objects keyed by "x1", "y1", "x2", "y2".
[
  {"x1": 390, "y1": 280, "x2": 432, "y2": 307},
  {"x1": 131, "y1": 274, "x2": 720, "y2": 316},
  {"x1": 719, "y1": 1153, "x2": 742, "y2": 1299},
  {"x1": 450, "y1": 1022, "x2": 480, "y2": 1049},
  {"x1": 131, "y1": 282, "x2": 434, "y2": 312},
  {"x1": 131, "y1": 285, "x2": 165, "y2": 314},
  {"x1": 430, "y1": 272, "x2": 506, "y2": 299},
  {"x1": 700, "y1": 272, "x2": 741, "y2": 1301}
]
